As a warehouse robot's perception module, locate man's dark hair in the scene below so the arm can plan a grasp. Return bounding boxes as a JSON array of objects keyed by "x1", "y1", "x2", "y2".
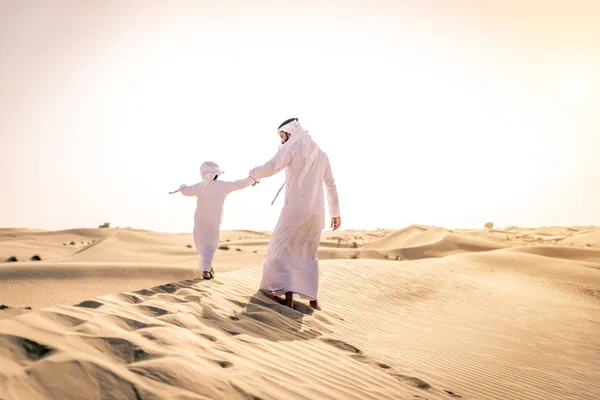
[{"x1": 278, "y1": 118, "x2": 298, "y2": 130}]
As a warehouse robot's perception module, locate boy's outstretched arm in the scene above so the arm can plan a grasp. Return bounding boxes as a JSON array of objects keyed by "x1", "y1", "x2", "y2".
[
  {"x1": 225, "y1": 177, "x2": 256, "y2": 194},
  {"x1": 180, "y1": 182, "x2": 204, "y2": 197}
]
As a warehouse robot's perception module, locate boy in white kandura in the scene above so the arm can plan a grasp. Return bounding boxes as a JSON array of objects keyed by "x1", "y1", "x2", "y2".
[{"x1": 174, "y1": 161, "x2": 256, "y2": 279}]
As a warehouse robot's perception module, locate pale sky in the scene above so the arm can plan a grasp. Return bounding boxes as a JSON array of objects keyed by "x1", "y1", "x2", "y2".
[{"x1": 1, "y1": 0, "x2": 599, "y2": 233}]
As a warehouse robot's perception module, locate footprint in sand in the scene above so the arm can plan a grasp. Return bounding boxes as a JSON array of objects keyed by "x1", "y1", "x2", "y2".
[
  {"x1": 320, "y1": 338, "x2": 362, "y2": 354},
  {"x1": 75, "y1": 300, "x2": 103, "y2": 309},
  {"x1": 0, "y1": 335, "x2": 55, "y2": 361},
  {"x1": 133, "y1": 289, "x2": 155, "y2": 297},
  {"x1": 136, "y1": 305, "x2": 170, "y2": 317},
  {"x1": 114, "y1": 316, "x2": 155, "y2": 331},
  {"x1": 198, "y1": 333, "x2": 219, "y2": 342},
  {"x1": 116, "y1": 293, "x2": 144, "y2": 304},
  {"x1": 328, "y1": 342, "x2": 435, "y2": 394},
  {"x1": 81, "y1": 336, "x2": 153, "y2": 364},
  {"x1": 151, "y1": 283, "x2": 179, "y2": 294},
  {"x1": 183, "y1": 295, "x2": 205, "y2": 302},
  {"x1": 22, "y1": 338, "x2": 54, "y2": 361},
  {"x1": 214, "y1": 360, "x2": 233, "y2": 368},
  {"x1": 444, "y1": 390, "x2": 462, "y2": 398},
  {"x1": 391, "y1": 373, "x2": 431, "y2": 390}
]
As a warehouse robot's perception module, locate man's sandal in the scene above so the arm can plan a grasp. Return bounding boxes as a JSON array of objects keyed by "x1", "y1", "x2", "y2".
[{"x1": 203, "y1": 268, "x2": 215, "y2": 280}]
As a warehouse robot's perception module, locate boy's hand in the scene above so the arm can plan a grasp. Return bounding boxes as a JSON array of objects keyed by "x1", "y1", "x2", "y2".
[{"x1": 250, "y1": 177, "x2": 259, "y2": 186}]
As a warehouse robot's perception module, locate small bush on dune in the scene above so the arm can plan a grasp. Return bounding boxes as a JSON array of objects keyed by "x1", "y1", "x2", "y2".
[
  {"x1": 484, "y1": 222, "x2": 494, "y2": 230},
  {"x1": 350, "y1": 253, "x2": 359, "y2": 259},
  {"x1": 236, "y1": 248, "x2": 242, "y2": 252},
  {"x1": 31, "y1": 255, "x2": 41, "y2": 261},
  {"x1": 219, "y1": 245, "x2": 230, "y2": 251},
  {"x1": 69, "y1": 242, "x2": 76, "y2": 246},
  {"x1": 186, "y1": 244, "x2": 192, "y2": 248},
  {"x1": 6, "y1": 256, "x2": 18, "y2": 262},
  {"x1": 99, "y1": 222, "x2": 111, "y2": 228}
]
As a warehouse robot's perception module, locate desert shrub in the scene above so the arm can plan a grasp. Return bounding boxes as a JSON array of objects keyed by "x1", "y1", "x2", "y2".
[
  {"x1": 186, "y1": 244, "x2": 192, "y2": 248},
  {"x1": 31, "y1": 255, "x2": 42, "y2": 261},
  {"x1": 99, "y1": 222, "x2": 110, "y2": 228},
  {"x1": 484, "y1": 222, "x2": 494, "y2": 230},
  {"x1": 350, "y1": 253, "x2": 359, "y2": 259},
  {"x1": 351, "y1": 242, "x2": 358, "y2": 248},
  {"x1": 6, "y1": 256, "x2": 18, "y2": 262},
  {"x1": 219, "y1": 245, "x2": 230, "y2": 250},
  {"x1": 236, "y1": 248, "x2": 242, "y2": 252}
]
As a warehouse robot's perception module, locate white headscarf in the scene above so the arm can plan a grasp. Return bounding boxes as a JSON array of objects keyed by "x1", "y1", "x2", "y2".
[
  {"x1": 200, "y1": 161, "x2": 223, "y2": 186},
  {"x1": 274, "y1": 119, "x2": 319, "y2": 188}
]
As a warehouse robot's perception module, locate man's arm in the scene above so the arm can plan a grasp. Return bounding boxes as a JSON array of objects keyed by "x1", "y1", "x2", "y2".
[
  {"x1": 249, "y1": 150, "x2": 293, "y2": 181},
  {"x1": 323, "y1": 155, "x2": 341, "y2": 230}
]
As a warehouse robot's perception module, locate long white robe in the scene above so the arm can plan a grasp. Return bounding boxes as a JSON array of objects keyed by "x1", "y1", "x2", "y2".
[
  {"x1": 250, "y1": 142, "x2": 340, "y2": 300},
  {"x1": 181, "y1": 178, "x2": 254, "y2": 271}
]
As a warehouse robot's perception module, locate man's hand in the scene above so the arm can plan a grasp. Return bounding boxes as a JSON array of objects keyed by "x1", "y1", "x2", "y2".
[
  {"x1": 331, "y1": 217, "x2": 341, "y2": 231},
  {"x1": 250, "y1": 177, "x2": 259, "y2": 187}
]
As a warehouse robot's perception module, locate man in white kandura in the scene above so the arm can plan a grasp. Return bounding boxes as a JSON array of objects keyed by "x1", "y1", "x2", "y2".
[
  {"x1": 177, "y1": 161, "x2": 256, "y2": 280},
  {"x1": 249, "y1": 118, "x2": 341, "y2": 310}
]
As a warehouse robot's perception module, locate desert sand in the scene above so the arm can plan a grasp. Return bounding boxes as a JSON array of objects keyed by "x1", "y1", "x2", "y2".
[{"x1": 1, "y1": 225, "x2": 600, "y2": 399}]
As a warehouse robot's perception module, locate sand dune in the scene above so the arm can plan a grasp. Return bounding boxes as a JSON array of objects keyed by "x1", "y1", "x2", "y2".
[
  {"x1": 1, "y1": 256, "x2": 599, "y2": 399},
  {"x1": 0, "y1": 262, "x2": 200, "y2": 317},
  {"x1": 364, "y1": 225, "x2": 508, "y2": 259},
  {"x1": 503, "y1": 245, "x2": 600, "y2": 264},
  {"x1": 559, "y1": 230, "x2": 600, "y2": 247},
  {"x1": 1, "y1": 225, "x2": 600, "y2": 399}
]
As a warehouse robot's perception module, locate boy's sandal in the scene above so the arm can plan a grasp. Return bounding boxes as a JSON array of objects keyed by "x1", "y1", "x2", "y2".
[{"x1": 203, "y1": 268, "x2": 215, "y2": 280}]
